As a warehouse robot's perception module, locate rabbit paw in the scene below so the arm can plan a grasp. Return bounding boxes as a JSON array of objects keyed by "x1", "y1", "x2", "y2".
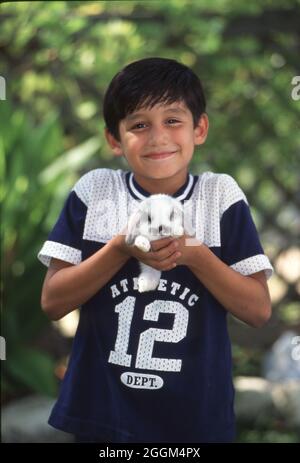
[{"x1": 134, "y1": 236, "x2": 151, "y2": 252}]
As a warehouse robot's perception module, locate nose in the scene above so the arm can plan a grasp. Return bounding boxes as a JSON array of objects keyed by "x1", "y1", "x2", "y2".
[
  {"x1": 148, "y1": 124, "x2": 169, "y2": 145},
  {"x1": 151, "y1": 225, "x2": 170, "y2": 236},
  {"x1": 149, "y1": 226, "x2": 159, "y2": 235},
  {"x1": 149, "y1": 225, "x2": 163, "y2": 235}
]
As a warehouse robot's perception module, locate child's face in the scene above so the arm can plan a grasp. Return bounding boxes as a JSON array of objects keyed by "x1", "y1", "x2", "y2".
[{"x1": 106, "y1": 101, "x2": 208, "y2": 182}]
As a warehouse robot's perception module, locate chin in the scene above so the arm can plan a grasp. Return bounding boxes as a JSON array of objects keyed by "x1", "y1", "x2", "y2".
[{"x1": 145, "y1": 167, "x2": 180, "y2": 178}]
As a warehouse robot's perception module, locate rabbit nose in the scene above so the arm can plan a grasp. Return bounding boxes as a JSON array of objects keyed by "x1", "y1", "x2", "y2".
[
  {"x1": 158, "y1": 225, "x2": 170, "y2": 235},
  {"x1": 149, "y1": 226, "x2": 162, "y2": 235},
  {"x1": 150, "y1": 227, "x2": 160, "y2": 235},
  {"x1": 149, "y1": 226, "x2": 158, "y2": 234}
]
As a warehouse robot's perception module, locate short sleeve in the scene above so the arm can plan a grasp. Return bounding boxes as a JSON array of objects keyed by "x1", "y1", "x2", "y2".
[
  {"x1": 37, "y1": 174, "x2": 90, "y2": 267},
  {"x1": 220, "y1": 175, "x2": 273, "y2": 280}
]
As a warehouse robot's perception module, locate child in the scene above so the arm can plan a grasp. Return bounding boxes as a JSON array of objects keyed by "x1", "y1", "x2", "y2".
[{"x1": 38, "y1": 57, "x2": 273, "y2": 443}]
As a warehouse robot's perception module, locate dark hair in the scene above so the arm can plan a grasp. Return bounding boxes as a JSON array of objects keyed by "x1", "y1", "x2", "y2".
[{"x1": 103, "y1": 57, "x2": 206, "y2": 140}]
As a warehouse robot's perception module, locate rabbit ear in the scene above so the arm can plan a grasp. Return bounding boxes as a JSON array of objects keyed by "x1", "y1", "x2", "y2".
[
  {"x1": 172, "y1": 202, "x2": 184, "y2": 221},
  {"x1": 126, "y1": 208, "x2": 143, "y2": 245},
  {"x1": 173, "y1": 201, "x2": 195, "y2": 237},
  {"x1": 183, "y1": 209, "x2": 195, "y2": 237}
]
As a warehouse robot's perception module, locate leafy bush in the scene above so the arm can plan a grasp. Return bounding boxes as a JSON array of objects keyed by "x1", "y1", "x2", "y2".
[{"x1": 1, "y1": 100, "x2": 100, "y2": 401}]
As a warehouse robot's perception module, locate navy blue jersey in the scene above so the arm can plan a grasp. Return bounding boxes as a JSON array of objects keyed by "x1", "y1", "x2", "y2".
[{"x1": 38, "y1": 169, "x2": 273, "y2": 443}]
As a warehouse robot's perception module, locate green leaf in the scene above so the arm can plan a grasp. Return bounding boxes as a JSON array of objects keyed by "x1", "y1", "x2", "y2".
[
  {"x1": 6, "y1": 347, "x2": 58, "y2": 397},
  {"x1": 38, "y1": 136, "x2": 102, "y2": 184}
]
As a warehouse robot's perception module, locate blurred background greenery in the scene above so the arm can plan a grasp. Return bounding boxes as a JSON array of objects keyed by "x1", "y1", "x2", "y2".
[{"x1": 1, "y1": 0, "x2": 300, "y2": 443}]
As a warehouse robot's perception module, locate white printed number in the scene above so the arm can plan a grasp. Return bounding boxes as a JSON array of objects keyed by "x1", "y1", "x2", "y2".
[
  {"x1": 108, "y1": 296, "x2": 189, "y2": 372},
  {"x1": 291, "y1": 76, "x2": 300, "y2": 101}
]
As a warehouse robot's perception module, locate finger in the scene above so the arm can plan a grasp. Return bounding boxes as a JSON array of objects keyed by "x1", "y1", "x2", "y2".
[
  {"x1": 148, "y1": 248, "x2": 180, "y2": 270},
  {"x1": 158, "y1": 250, "x2": 181, "y2": 270},
  {"x1": 150, "y1": 236, "x2": 175, "y2": 252},
  {"x1": 154, "y1": 240, "x2": 179, "y2": 262}
]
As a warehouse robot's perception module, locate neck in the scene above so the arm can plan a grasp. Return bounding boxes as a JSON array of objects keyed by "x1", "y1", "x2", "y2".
[{"x1": 133, "y1": 171, "x2": 189, "y2": 195}]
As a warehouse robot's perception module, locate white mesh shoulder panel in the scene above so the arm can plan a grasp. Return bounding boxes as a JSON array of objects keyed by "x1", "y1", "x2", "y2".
[
  {"x1": 83, "y1": 168, "x2": 130, "y2": 243},
  {"x1": 190, "y1": 172, "x2": 247, "y2": 247}
]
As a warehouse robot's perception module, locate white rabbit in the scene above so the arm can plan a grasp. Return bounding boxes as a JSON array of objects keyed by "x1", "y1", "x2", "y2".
[{"x1": 126, "y1": 194, "x2": 195, "y2": 292}]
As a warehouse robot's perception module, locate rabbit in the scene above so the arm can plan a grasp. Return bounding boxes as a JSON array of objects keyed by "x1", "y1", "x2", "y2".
[{"x1": 125, "y1": 194, "x2": 195, "y2": 292}]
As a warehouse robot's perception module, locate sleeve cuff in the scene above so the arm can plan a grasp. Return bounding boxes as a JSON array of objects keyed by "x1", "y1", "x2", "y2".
[
  {"x1": 230, "y1": 254, "x2": 274, "y2": 280},
  {"x1": 37, "y1": 241, "x2": 82, "y2": 267}
]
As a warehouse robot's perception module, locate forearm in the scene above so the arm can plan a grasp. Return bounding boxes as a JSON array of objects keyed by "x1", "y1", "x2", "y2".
[
  {"x1": 42, "y1": 235, "x2": 130, "y2": 320},
  {"x1": 187, "y1": 242, "x2": 271, "y2": 327}
]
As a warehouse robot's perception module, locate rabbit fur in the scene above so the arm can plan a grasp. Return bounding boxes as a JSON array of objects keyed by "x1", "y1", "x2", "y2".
[{"x1": 126, "y1": 194, "x2": 194, "y2": 292}]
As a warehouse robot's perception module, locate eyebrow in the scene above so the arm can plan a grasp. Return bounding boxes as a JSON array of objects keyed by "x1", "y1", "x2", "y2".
[{"x1": 125, "y1": 107, "x2": 188, "y2": 121}]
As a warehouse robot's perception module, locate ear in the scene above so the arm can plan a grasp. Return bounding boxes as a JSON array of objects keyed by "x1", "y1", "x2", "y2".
[
  {"x1": 184, "y1": 213, "x2": 196, "y2": 237},
  {"x1": 194, "y1": 113, "x2": 209, "y2": 146},
  {"x1": 170, "y1": 202, "x2": 183, "y2": 236},
  {"x1": 104, "y1": 128, "x2": 123, "y2": 157},
  {"x1": 181, "y1": 204, "x2": 196, "y2": 237},
  {"x1": 126, "y1": 209, "x2": 143, "y2": 245},
  {"x1": 172, "y1": 202, "x2": 183, "y2": 222}
]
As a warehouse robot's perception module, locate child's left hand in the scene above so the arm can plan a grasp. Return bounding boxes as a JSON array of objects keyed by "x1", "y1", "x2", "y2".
[{"x1": 150, "y1": 234, "x2": 202, "y2": 267}]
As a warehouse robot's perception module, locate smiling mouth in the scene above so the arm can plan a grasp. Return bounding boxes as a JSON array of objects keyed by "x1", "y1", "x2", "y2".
[{"x1": 143, "y1": 151, "x2": 177, "y2": 160}]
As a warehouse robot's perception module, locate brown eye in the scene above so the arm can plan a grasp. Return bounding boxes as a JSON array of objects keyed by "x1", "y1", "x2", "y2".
[
  {"x1": 132, "y1": 122, "x2": 146, "y2": 130},
  {"x1": 167, "y1": 119, "x2": 180, "y2": 125}
]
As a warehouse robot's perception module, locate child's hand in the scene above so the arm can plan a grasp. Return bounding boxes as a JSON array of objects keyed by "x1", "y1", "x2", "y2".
[
  {"x1": 155, "y1": 234, "x2": 202, "y2": 267},
  {"x1": 114, "y1": 234, "x2": 181, "y2": 271}
]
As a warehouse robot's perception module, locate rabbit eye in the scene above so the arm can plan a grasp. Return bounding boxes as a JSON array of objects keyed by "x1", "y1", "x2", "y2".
[{"x1": 147, "y1": 215, "x2": 151, "y2": 224}]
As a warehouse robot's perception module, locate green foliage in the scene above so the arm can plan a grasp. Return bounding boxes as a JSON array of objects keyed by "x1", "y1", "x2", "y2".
[
  {"x1": 279, "y1": 302, "x2": 300, "y2": 325},
  {"x1": 232, "y1": 344, "x2": 262, "y2": 377},
  {"x1": 4, "y1": 347, "x2": 57, "y2": 397},
  {"x1": 1, "y1": 100, "x2": 101, "y2": 400},
  {"x1": 237, "y1": 426, "x2": 300, "y2": 443}
]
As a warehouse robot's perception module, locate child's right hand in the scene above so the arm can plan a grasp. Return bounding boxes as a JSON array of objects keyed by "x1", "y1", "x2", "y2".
[{"x1": 113, "y1": 234, "x2": 181, "y2": 271}]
